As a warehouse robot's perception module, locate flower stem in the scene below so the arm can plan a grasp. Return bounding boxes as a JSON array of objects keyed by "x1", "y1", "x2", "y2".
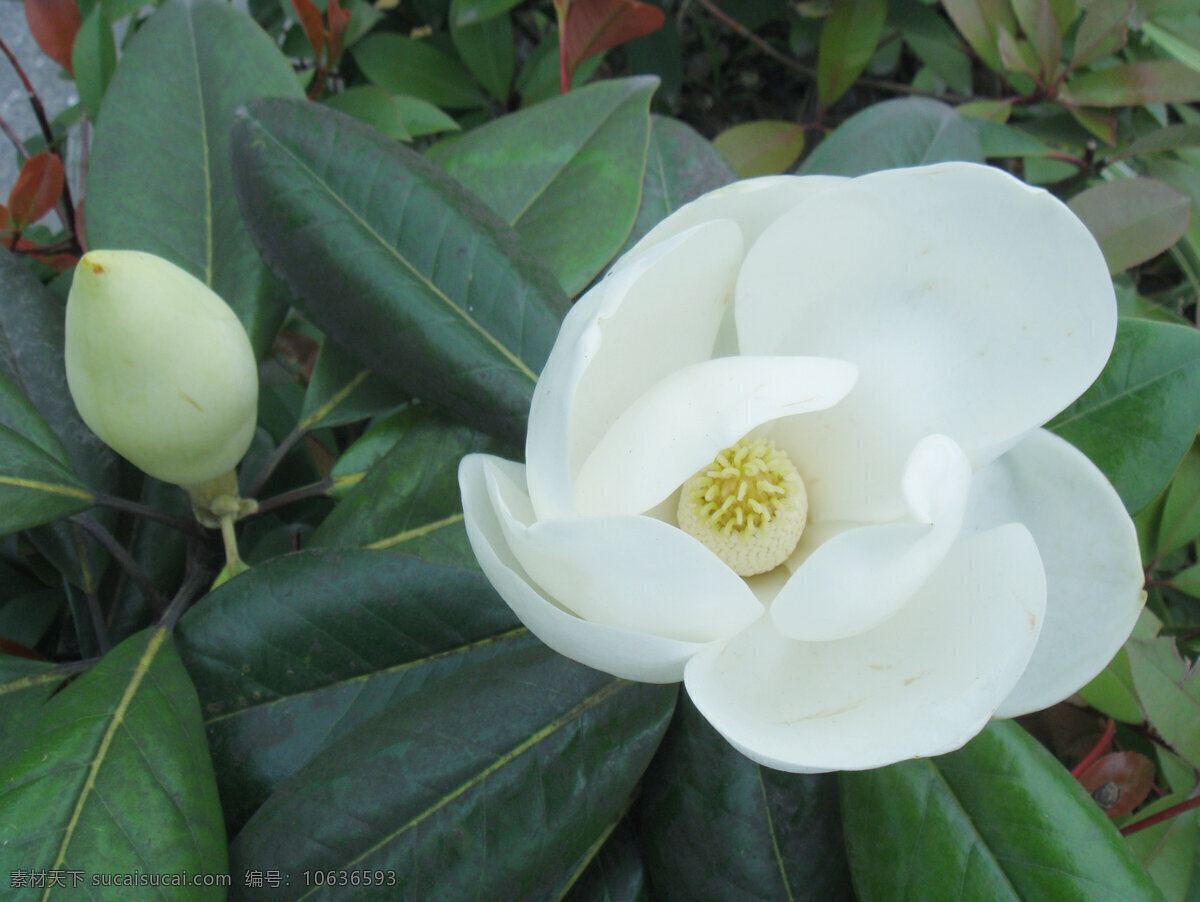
[
  {"x1": 1120, "y1": 795, "x2": 1200, "y2": 836},
  {"x1": 1071, "y1": 718, "x2": 1115, "y2": 778},
  {"x1": 91, "y1": 490, "x2": 205, "y2": 536},
  {"x1": 72, "y1": 513, "x2": 167, "y2": 618}
]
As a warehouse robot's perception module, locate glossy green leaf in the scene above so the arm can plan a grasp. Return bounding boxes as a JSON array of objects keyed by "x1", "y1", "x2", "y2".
[
  {"x1": 449, "y1": 0, "x2": 524, "y2": 26},
  {"x1": 71, "y1": 5, "x2": 116, "y2": 122},
  {"x1": 86, "y1": 0, "x2": 302, "y2": 355},
  {"x1": 0, "y1": 628, "x2": 227, "y2": 897},
  {"x1": 1127, "y1": 638, "x2": 1200, "y2": 767},
  {"x1": 1068, "y1": 178, "x2": 1191, "y2": 273},
  {"x1": 1063, "y1": 61, "x2": 1200, "y2": 106},
  {"x1": 1157, "y1": 440, "x2": 1200, "y2": 557},
  {"x1": 1078, "y1": 648, "x2": 1145, "y2": 723},
  {"x1": 1071, "y1": 0, "x2": 1132, "y2": 68},
  {"x1": 800, "y1": 97, "x2": 984, "y2": 176},
  {"x1": 637, "y1": 694, "x2": 852, "y2": 902},
  {"x1": 816, "y1": 0, "x2": 887, "y2": 107},
  {"x1": 324, "y1": 407, "x2": 414, "y2": 498},
  {"x1": 1049, "y1": 318, "x2": 1200, "y2": 514},
  {"x1": 563, "y1": 820, "x2": 652, "y2": 902},
  {"x1": 841, "y1": 720, "x2": 1164, "y2": 901},
  {"x1": 322, "y1": 86, "x2": 413, "y2": 141},
  {"x1": 451, "y1": 7, "x2": 515, "y2": 102},
  {"x1": 0, "y1": 586, "x2": 62, "y2": 648},
  {"x1": 433, "y1": 77, "x2": 657, "y2": 295},
  {"x1": 1125, "y1": 124, "x2": 1200, "y2": 158},
  {"x1": 393, "y1": 94, "x2": 463, "y2": 137},
  {"x1": 940, "y1": 0, "x2": 1018, "y2": 73},
  {"x1": 352, "y1": 32, "x2": 487, "y2": 109},
  {"x1": 227, "y1": 644, "x2": 675, "y2": 901},
  {"x1": 618, "y1": 114, "x2": 735, "y2": 255},
  {"x1": 0, "y1": 656, "x2": 73, "y2": 746},
  {"x1": 891, "y1": 0, "x2": 973, "y2": 95},
  {"x1": 1125, "y1": 782, "x2": 1199, "y2": 901},
  {"x1": 1141, "y1": 19, "x2": 1200, "y2": 74},
  {"x1": 298, "y1": 338, "x2": 408, "y2": 433},
  {"x1": 312, "y1": 406, "x2": 507, "y2": 564},
  {"x1": 231, "y1": 98, "x2": 568, "y2": 444},
  {"x1": 176, "y1": 548, "x2": 525, "y2": 831},
  {"x1": 712, "y1": 119, "x2": 805, "y2": 177}
]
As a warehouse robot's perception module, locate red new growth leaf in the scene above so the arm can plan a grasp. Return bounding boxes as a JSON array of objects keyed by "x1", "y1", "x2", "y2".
[
  {"x1": 290, "y1": 0, "x2": 327, "y2": 59},
  {"x1": 562, "y1": 0, "x2": 665, "y2": 86},
  {"x1": 326, "y1": 0, "x2": 351, "y2": 65},
  {"x1": 7, "y1": 152, "x2": 64, "y2": 230},
  {"x1": 24, "y1": 0, "x2": 81, "y2": 74},
  {"x1": 1077, "y1": 751, "x2": 1156, "y2": 819}
]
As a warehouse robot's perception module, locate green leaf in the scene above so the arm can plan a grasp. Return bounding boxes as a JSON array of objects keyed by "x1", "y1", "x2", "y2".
[
  {"x1": 394, "y1": 94, "x2": 463, "y2": 137},
  {"x1": 1142, "y1": 19, "x2": 1200, "y2": 74},
  {"x1": 1011, "y1": 0, "x2": 1063, "y2": 83},
  {"x1": 432, "y1": 77, "x2": 657, "y2": 295},
  {"x1": 1063, "y1": 61, "x2": 1200, "y2": 106},
  {"x1": 816, "y1": 0, "x2": 887, "y2": 108},
  {"x1": 71, "y1": 5, "x2": 116, "y2": 123},
  {"x1": 1071, "y1": 0, "x2": 1132, "y2": 69},
  {"x1": 298, "y1": 338, "x2": 408, "y2": 432},
  {"x1": 352, "y1": 32, "x2": 487, "y2": 109},
  {"x1": 1157, "y1": 440, "x2": 1200, "y2": 557},
  {"x1": 1078, "y1": 648, "x2": 1145, "y2": 723},
  {"x1": 1127, "y1": 637, "x2": 1200, "y2": 767},
  {"x1": 712, "y1": 119, "x2": 805, "y2": 177},
  {"x1": 891, "y1": 0, "x2": 973, "y2": 95},
  {"x1": 563, "y1": 820, "x2": 652, "y2": 902},
  {"x1": 841, "y1": 720, "x2": 1165, "y2": 901},
  {"x1": 1125, "y1": 124, "x2": 1200, "y2": 158},
  {"x1": 176, "y1": 548, "x2": 525, "y2": 832},
  {"x1": 1049, "y1": 318, "x2": 1200, "y2": 514},
  {"x1": 0, "y1": 656, "x2": 74, "y2": 747},
  {"x1": 449, "y1": 0, "x2": 525, "y2": 27},
  {"x1": 450, "y1": 7, "x2": 515, "y2": 102},
  {"x1": 231, "y1": 98, "x2": 568, "y2": 444},
  {"x1": 322, "y1": 86, "x2": 413, "y2": 141},
  {"x1": 800, "y1": 97, "x2": 984, "y2": 176},
  {"x1": 312, "y1": 406, "x2": 506, "y2": 564},
  {"x1": 940, "y1": 0, "x2": 1019, "y2": 73},
  {"x1": 86, "y1": 0, "x2": 302, "y2": 355},
  {"x1": 1068, "y1": 178, "x2": 1192, "y2": 273},
  {"x1": 0, "y1": 628, "x2": 227, "y2": 897},
  {"x1": 1125, "y1": 780, "x2": 1200, "y2": 901},
  {"x1": 324, "y1": 407, "x2": 414, "y2": 498},
  {"x1": 618, "y1": 114, "x2": 735, "y2": 256},
  {"x1": 226, "y1": 644, "x2": 675, "y2": 901},
  {"x1": 637, "y1": 694, "x2": 853, "y2": 901}
]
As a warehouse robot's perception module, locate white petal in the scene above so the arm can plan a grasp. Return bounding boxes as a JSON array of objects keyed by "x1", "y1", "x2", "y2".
[
  {"x1": 459, "y1": 454, "x2": 707, "y2": 682},
  {"x1": 574, "y1": 355, "x2": 857, "y2": 517},
  {"x1": 770, "y1": 435, "x2": 971, "y2": 641},
  {"x1": 526, "y1": 220, "x2": 743, "y2": 520},
  {"x1": 480, "y1": 455, "x2": 761, "y2": 643},
  {"x1": 964, "y1": 429, "x2": 1145, "y2": 717},
  {"x1": 615, "y1": 175, "x2": 847, "y2": 271},
  {"x1": 736, "y1": 162, "x2": 1116, "y2": 523},
  {"x1": 684, "y1": 524, "x2": 1047, "y2": 772}
]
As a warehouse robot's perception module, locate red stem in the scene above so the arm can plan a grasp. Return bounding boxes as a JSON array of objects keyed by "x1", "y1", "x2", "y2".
[
  {"x1": 1071, "y1": 718, "x2": 1115, "y2": 778},
  {"x1": 1120, "y1": 796, "x2": 1200, "y2": 836}
]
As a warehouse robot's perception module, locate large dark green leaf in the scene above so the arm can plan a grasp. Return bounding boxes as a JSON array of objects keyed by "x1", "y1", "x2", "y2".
[
  {"x1": 231, "y1": 98, "x2": 568, "y2": 444},
  {"x1": 619, "y1": 115, "x2": 735, "y2": 256},
  {"x1": 176, "y1": 548, "x2": 524, "y2": 831},
  {"x1": 0, "y1": 628, "x2": 228, "y2": 899},
  {"x1": 86, "y1": 0, "x2": 302, "y2": 355},
  {"x1": 432, "y1": 77, "x2": 657, "y2": 295},
  {"x1": 841, "y1": 720, "x2": 1164, "y2": 901},
  {"x1": 637, "y1": 694, "x2": 852, "y2": 902},
  {"x1": 0, "y1": 656, "x2": 74, "y2": 747},
  {"x1": 800, "y1": 97, "x2": 983, "y2": 176},
  {"x1": 1049, "y1": 318, "x2": 1200, "y2": 514},
  {"x1": 563, "y1": 820, "x2": 652, "y2": 902},
  {"x1": 227, "y1": 644, "x2": 675, "y2": 901},
  {"x1": 298, "y1": 339, "x2": 409, "y2": 433},
  {"x1": 312, "y1": 406, "x2": 506, "y2": 564}
]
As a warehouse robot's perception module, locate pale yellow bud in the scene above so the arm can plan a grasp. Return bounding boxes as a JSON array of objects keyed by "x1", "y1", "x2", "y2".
[{"x1": 65, "y1": 250, "x2": 259, "y2": 489}]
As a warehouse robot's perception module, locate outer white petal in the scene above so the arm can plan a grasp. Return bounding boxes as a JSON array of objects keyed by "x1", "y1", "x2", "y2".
[
  {"x1": 526, "y1": 220, "x2": 743, "y2": 520},
  {"x1": 459, "y1": 454, "x2": 708, "y2": 682},
  {"x1": 684, "y1": 524, "x2": 1047, "y2": 772},
  {"x1": 771, "y1": 435, "x2": 971, "y2": 641},
  {"x1": 614, "y1": 175, "x2": 847, "y2": 271},
  {"x1": 574, "y1": 355, "x2": 857, "y2": 517},
  {"x1": 964, "y1": 429, "x2": 1145, "y2": 717},
  {"x1": 736, "y1": 162, "x2": 1116, "y2": 523},
  {"x1": 480, "y1": 454, "x2": 761, "y2": 643}
]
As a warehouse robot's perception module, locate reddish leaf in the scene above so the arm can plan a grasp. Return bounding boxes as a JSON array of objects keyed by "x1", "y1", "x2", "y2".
[
  {"x1": 563, "y1": 0, "x2": 665, "y2": 81},
  {"x1": 24, "y1": 0, "x2": 81, "y2": 73},
  {"x1": 327, "y1": 0, "x2": 351, "y2": 64},
  {"x1": 1078, "y1": 751, "x2": 1156, "y2": 818},
  {"x1": 6, "y1": 152, "x2": 64, "y2": 230},
  {"x1": 290, "y1": 0, "x2": 326, "y2": 59},
  {"x1": 0, "y1": 638, "x2": 47, "y2": 661}
]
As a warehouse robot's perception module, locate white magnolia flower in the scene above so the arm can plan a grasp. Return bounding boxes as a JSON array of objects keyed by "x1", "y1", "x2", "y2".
[{"x1": 458, "y1": 162, "x2": 1144, "y2": 773}]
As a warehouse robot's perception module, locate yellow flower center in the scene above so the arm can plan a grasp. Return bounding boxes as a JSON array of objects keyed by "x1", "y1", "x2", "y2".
[{"x1": 676, "y1": 437, "x2": 807, "y2": 577}]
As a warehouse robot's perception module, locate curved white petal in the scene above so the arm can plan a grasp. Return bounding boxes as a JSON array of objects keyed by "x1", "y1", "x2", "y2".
[
  {"x1": 771, "y1": 435, "x2": 971, "y2": 641},
  {"x1": 526, "y1": 220, "x2": 743, "y2": 520},
  {"x1": 684, "y1": 524, "x2": 1047, "y2": 772},
  {"x1": 480, "y1": 454, "x2": 761, "y2": 643},
  {"x1": 964, "y1": 429, "x2": 1145, "y2": 717},
  {"x1": 615, "y1": 175, "x2": 847, "y2": 272},
  {"x1": 459, "y1": 453, "x2": 707, "y2": 682},
  {"x1": 736, "y1": 162, "x2": 1116, "y2": 523},
  {"x1": 574, "y1": 355, "x2": 857, "y2": 517}
]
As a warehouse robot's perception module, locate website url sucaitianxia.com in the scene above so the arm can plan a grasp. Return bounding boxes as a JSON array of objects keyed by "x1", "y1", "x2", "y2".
[{"x1": 9, "y1": 870, "x2": 232, "y2": 889}]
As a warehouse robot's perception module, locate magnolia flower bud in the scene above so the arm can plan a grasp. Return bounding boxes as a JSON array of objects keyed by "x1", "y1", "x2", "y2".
[{"x1": 65, "y1": 250, "x2": 259, "y2": 489}]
